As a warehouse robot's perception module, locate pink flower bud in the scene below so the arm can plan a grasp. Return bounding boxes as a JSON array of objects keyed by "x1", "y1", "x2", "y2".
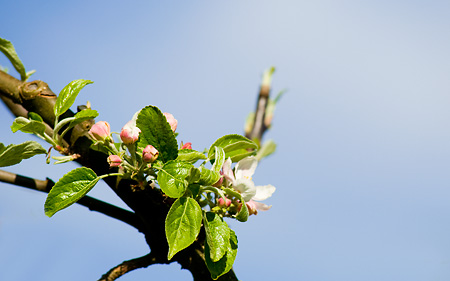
[
  {"x1": 143, "y1": 145, "x2": 159, "y2": 162},
  {"x1": 89, "y1": 121, "x2": 111, "y2": 141},
  {"x1": 181, "y1": 142, "x2": 192, "y2": 150},
  {"x1": 120, "y1": 121, "x2": 141, "y2": 144},
  {"x1": 163, "y1": 112, "x2": 178, "y2": 132},
  {"x1": 218, "y1": 197, "x2": 231, "y2": 207},
  {"x1": 107, "y1": 155, "x2": 122, "y2": 167},
  {"x1": 246, "y1": 200, "x2": 258, "y2": 216}
]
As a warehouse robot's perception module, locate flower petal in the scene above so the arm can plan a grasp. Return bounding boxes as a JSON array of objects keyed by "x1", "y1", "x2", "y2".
[
  {"x1": 235, "y1": 156, "x2": 258, "y2": 181},
  {"x1": 253, "y1": 201, "x2": 272, "y2": 211},
  {"x1": 222, "y1": 157, "x2": 235, "y2": 184},
  {"x1": 233, "y1": 178, "x2": 256, "y2": 202},
  {"x1": 253, "y1": 184, "x2": 276, "y2": 201}
]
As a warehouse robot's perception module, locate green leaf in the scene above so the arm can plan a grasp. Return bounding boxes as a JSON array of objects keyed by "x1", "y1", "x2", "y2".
[
  {"x1": 186, "y1": 167, "x2": 201, "y2": 184},
  {"x1": 203, "y1": 212, "x2": 231, "y2": 262},
  {"x1": 224, "y1": 188, "x2": 249, "y2": 222},
  {"x1": 208, "y1": 134, "x2": 257, "y2": 162},
  {"x1": 54, "y1": 79, "x2": 93, "y2": 118},
  {"x1": 187, "y1": 183, "x2": 201, "y2": 198},
  {"x1": 165, "y1": 197, "x2": 202, "y2": 260},
  {"x1": 176, "y1": 149, "x2": 207, "y2": 164},
  {"x1": 0, "y1": 37, "x2": 27, "y2": 81},
  {"x1": 44, "y1": 167, "x2": 99, "y2": 217},
  {"x1": 255, "y1": 139, "x2": 277, "y2": 161},
  {"x1": 199, "y1": 166, "x2": 220, "y2": 186},
  {"x1": 205, "y1": 229, "x2": 238, "y2": 280},
  {"x1": 28, "y1": 112, "x2": 43, "y2": 122},
  {"x1": 11, "y1": 116, "x2": 46, "y2": 135},
  {"x1": 211, "y1": 146, "x2": 225, "y2": 173},
  {"x1": 157, "y1": 160, "x2": 193, "y2": 198},
  {"x1": 136, "y1": 106, "x2": 178, "y2": 163},
  {"x1": 71, "y1": 109, "x2": 98, "y2": 125},
  {"x1": 0, "y1": 141, "x2": 47, "y2": 167}
]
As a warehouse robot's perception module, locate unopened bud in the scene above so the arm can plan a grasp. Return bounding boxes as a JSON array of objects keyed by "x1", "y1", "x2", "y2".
[
  {"x1": 143, "y1": 145, "x2": 159, "y2": 162},
  {"x1": 89, "y1": 121, "x2": 111, "y2": 141},
  {"x1": 107, "y1": 155, "x2": 122, "y2": 167},
  {"x1": 163, "y1": 112, "x2": 178, "y2": 132},
  {"x1": 120, "y1": 121, "x2": 141, "y2": 144},
  {"x1": 181, "y1": 142, "x2": 192, "y2": 150},
  {"x1": 218, "y1": 197, "x2": 231, "y2": 207}
]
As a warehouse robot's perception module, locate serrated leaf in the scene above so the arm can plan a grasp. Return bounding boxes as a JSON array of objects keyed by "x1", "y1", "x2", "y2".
[
  {"x1": 208, "y1": 134, "x2": 257, "y2": 162},
  {"x1": 44, "y1": 167, "x2": 99, "y2": 217},
  {"x1": 204, "y1": 212, "x2": 231, "y2": 262},
  {"x1": 11, "y1": 116, "x2": 46, "y2": 135},
  {"x1": 199, "y1": 166, "x2": 220, "y2": 186},
  {"x1": 176, "y1": 149, "x2": 207, "y2": 164},
  {"x1": 165, "y1": 197, "x2": 202, "y2": 260},
  {"x1": 0, "y1": 37, "x2": 27, "y2": 81},
  {"x1": 54, "y1": 79, "x2": 93, "y2": 118},
  {"x1": 157, "y1": 160, "x2": 193, "y2": 198},
  {"x1": 136, "y1": 106, "x2": 178, "y2": 163},
  {"x1": 211, "y1": 146, "x2": 225, "y2": 173},
  {"x1": 205, "y1": 229, "x2": 238, "y2": 280},
  {"x1": 0, "y1": 141, "x2": 47, "y2": 167}
]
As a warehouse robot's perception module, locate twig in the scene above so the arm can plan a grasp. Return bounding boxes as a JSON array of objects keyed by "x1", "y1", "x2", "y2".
[
  {"x1": 0, "y1": 169, "x2": 143, "y2": 231},
  {"x1": 98, "y1": 252, "x2": 167, "y2": 281},
  {"x1": 246, "y1": 67, "x2": 275, "y2": 142}
]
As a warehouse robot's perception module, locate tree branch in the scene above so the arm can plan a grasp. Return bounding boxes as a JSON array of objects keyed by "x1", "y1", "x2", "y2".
[
  {"x1": 0, "y1": 67, "x2": 277, "y2": 280},
  {"x1": 98, "y1": 252, "x2": 168, "y2": 281},
  {"x1": 245, "y1": 67, "x2": 274, "y2": 142},
  {"x1": 0, "y1": 169, "x2": 143, "y2": 231}
]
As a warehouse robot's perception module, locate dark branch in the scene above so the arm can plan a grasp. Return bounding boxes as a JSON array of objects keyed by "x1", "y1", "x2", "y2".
[
  {"x1": 0, "y1": 169, "x2": 143, "y2": 231},
  {"x1": 98, "y1": 252, "x2": 168, "y2": 281}
]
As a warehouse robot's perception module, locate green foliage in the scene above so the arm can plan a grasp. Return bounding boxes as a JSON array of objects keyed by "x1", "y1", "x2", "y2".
[
  {"x1": 44, "y1": 167, "x2": 99, "y2": 217},
  {"x1": 0, "y1": 141, "x2": 47, "y2": 167},
  {"x1": 205, "y1": 229, "x2": 238, "y2": 280},
  {"x1": 208, "y1": 134, "x2": 257, "y2": 162},
  {"x1": 165, "y1": 197, "x2": 202, "y2": 260},
  {"x1": 256, "y1": 139, "x2": 277, "y2": 161},
  {"x1": 11, "y1": 116, "x2": 46, "y2": 135},
  {"x1": 157, "y1": 160, "x2": 193, "y2": 198},
  {"x1": 70, "y1": 109, "x2": 99, "y2": 126},
  {"x1": 199, "y1": 166, "x2": 221, "y2": 186},
  {"x1": 0, "y1": 37, "x2": 30, "y2": 81},
  {"x1": 211, "y1": 146, "x2": 225, "y2": 173},
  {"x1": 203, "y1": 212, "x2": 231, "y2": 262},
  {"x1": 225, "y1": 188, "x2": 249, "y2": 222},
  {"x1": 176, "y1": 149, "x2": 207, "y2": 163},
  {"x1": 136, "y1": 106, "x2": 178, "y2": 163},
  {"x1": 54, "y1": 79, "x2": 93, "y2": 118}
]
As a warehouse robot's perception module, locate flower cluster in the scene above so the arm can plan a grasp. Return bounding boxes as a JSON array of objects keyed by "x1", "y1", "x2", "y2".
[{"x1": 87, "y1": 111, "x2": 178, "y2": 185}]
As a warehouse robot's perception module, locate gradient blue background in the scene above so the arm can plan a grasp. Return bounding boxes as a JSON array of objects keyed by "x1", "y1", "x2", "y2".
[{"x1": 1, "y1": 1, "x2": 450, "y2": 280}]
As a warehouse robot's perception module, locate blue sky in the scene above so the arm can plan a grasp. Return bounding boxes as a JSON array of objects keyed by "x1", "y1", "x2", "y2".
[{"x1": 1, "y1": 1, "x2": 450, "y2": 280}]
